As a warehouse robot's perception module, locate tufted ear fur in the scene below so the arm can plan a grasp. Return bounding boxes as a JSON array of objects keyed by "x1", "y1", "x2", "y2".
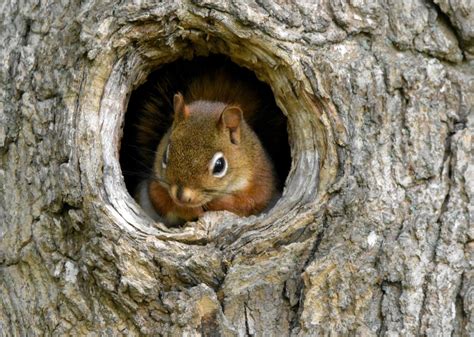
[
  {"x1": 219, "y1": 105, "x2": 242, "y2": 145},
  {"x1": 173, "y1": 92, "x2": 189, "y2": 122}
]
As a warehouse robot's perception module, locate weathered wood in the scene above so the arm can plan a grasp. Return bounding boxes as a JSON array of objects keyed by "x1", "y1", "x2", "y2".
[{"x1": 0, "y1": 1, "x2": 472, "y2": 336}]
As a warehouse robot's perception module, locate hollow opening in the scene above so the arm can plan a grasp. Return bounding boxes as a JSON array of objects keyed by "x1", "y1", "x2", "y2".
[{"x1": 119, "y1": 54, "x2": 291, "y2": 225}]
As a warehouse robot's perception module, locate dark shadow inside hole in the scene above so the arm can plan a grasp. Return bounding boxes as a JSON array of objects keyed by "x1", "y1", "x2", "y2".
[{"x1": 120, "y1": 55, "x2": 291, "y2": 216}]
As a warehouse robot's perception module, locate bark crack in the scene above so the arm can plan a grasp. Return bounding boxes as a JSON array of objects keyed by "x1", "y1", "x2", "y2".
[
  {"x1": 455, "y1": 272, "x2": 467, "y2": 334},
  {"x1": 429, "y1": 0, "x2": 466, "y2": 55},
  {"x1": 287, "y1": 213, "x2": 329, "y2": 334},
  {"x1": 417, "y1": 126, "x2": 456, "y2": 335},
  {"x1": 378, "y1": 280, "x2": 403, "y2": 336},
  {"x1": 244, "y1": 302, "x2": 254, "y2": 337}
]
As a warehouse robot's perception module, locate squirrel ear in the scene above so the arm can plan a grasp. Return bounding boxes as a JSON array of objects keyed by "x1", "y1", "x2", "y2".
[
  {"x1": 220, "y1": 106, "x2": 242, "y2": 145},
  {"x1": 174, "y1": 92, "x2": 189, "y2": 122}
]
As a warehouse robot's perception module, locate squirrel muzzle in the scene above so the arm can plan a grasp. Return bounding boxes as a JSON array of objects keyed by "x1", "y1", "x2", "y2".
[{"x1": 169, "y1": 185, "x2": 203, "y2": 207}]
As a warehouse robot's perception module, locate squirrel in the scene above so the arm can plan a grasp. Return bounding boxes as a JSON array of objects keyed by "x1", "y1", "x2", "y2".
[{"x1": 134, "y1": 68, "x2": 278, "y2": 225}]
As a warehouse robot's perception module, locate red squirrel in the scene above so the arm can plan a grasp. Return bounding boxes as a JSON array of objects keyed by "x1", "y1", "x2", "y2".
[{"x1": 135, "y1": 69, "x2": 278, "y2": 225}]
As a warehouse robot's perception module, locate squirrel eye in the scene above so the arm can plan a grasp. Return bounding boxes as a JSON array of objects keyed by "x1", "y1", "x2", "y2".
[
  {"x1": 162, "y1": 143, "x2": 170, "y2": 169},
  {"x1": 210, "y1": 152, "x2": 227, "y2": 178}
]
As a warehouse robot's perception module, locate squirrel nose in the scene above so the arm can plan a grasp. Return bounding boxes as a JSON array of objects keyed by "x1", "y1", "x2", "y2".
[{"x1": 171, "y1": 185, "x2": 194, "y2": 204}]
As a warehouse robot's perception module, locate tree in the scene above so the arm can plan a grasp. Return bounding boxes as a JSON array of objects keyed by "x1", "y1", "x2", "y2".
[{"x1": 1, "y1": 1, "x2": 472, "y2": 335}]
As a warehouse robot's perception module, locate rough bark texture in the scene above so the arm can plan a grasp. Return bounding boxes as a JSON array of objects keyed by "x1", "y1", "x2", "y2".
[{"x1": 0, "y1": 1, "x2": 472, "y2": 336}]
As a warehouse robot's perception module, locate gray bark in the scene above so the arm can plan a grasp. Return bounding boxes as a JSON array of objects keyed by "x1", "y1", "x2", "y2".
[{"x1": 0, "y1": 0, "x2": 472, "y2": 336}]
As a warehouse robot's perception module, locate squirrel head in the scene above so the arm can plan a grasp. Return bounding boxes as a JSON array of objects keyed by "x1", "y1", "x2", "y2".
[{"x1": 153, "y1": 93, "x2": 255, "y2": 208}]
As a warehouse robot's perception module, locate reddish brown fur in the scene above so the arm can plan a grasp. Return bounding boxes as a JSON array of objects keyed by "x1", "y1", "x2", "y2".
[
  {"x1": 148, "y1": 146, "x2": 276, "y2": 221},
  {"x1": 185, "y1": 69, "x2": 262, "y2": 124},
  {"x1": 136, "y1": 66, "x2": 278, "y2": 224},
  {"x1": 133, "y1": 69, "x2": 262, "y2": 166},
  {"x1": 206, "y1": 163, "x2": 276, "y2": 216}
]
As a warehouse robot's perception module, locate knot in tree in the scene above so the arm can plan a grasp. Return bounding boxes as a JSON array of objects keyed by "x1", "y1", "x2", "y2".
[{"x1": 1, "y1": 1, "x2": 472, "y2": 336}]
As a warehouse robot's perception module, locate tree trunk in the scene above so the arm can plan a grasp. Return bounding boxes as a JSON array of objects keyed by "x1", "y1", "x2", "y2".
[{"x1": 1, "y1": 1, "x2": 472, "y2": 336}]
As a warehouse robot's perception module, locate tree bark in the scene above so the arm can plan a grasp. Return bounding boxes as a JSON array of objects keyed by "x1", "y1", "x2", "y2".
[{"x1": 0, "y1": 1, "x2": 472, "y2": 336}]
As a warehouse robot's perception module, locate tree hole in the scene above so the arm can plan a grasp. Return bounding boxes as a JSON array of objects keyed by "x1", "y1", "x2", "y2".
[{"x1": 120, "y1": 55, "x2": 291, "y2": 225}]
